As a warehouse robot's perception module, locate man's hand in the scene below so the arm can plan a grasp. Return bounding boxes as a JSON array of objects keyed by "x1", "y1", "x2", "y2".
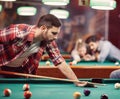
[
  {"x1": 83, "y1": 54, "x2": 95, "y2": 61},
  {"x1": 75, "y1": 81, "x2": 96, "y2": 87}
]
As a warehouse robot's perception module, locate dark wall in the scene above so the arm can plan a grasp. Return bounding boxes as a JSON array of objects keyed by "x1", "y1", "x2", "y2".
[{"x1": 109, "y1": 0, "x2": 120, "y2": 49}]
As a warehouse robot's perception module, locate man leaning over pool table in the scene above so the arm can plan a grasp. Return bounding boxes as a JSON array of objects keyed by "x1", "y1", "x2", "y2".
[{"x1": 0, "y1": 14, "x2": 94, "y2": 87}]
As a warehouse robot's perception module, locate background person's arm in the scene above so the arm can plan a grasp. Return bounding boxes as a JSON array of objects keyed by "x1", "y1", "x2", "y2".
[{"x1": 97, "y1": 41, "x2": 111, "y2": 62}]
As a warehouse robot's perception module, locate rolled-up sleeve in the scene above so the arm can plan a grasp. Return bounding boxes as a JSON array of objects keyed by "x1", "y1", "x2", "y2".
[{"x1": 46, "y1": 41, "x2": 64, "y2": 66}]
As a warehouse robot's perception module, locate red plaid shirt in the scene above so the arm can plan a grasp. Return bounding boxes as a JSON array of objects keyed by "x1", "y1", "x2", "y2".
[{"x1": 0, "y1": 24, "x2": 64, "y2": 74}]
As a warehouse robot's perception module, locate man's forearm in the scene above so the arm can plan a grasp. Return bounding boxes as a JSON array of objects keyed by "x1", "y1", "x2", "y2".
[
  {"x1": 57, "y1": 61, "x2": 95, "y2": 87},
  {"x1": 57, "y1": 61, "x2": 79, "y2": 83}
]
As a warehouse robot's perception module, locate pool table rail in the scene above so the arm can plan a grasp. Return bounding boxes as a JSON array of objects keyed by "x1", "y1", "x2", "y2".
[{"x1": 37, "y1": 65, "x2": 120, "y2": 78}]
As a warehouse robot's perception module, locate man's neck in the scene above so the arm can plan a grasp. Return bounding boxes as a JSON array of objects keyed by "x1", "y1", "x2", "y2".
[{"x1": 32, "y1": 27, "x2": 43, "y2": 43}]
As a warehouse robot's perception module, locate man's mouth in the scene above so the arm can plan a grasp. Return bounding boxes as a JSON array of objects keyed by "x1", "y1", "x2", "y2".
[{"x1": 47, "y1": 39, "x2": 55, "y2": 43}]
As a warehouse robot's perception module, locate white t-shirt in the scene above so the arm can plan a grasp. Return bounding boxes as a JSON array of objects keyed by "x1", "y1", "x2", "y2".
[{"x1": 6, "y1": 42, "x2": 40, "y2": 67}]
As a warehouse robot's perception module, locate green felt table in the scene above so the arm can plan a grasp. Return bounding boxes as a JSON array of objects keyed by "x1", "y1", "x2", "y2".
[
  {"x1": 41, "y1": 52, "x2": 71, "y2": 61},
  {"x1": 39, "y1": 60, "x2": 120, "y2": 66},
  {"x1": 0, "y1": 78, "x2": 120, "y2": 99},
  {"x1": 37, "y1": 60, "x2": 120, "y2": 78}
]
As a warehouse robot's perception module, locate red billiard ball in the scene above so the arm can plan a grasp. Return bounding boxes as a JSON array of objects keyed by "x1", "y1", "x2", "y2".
[
  {"x1": 83, "y1": 89, "x2": 91, "y2": 96},
  {"x1": 24, "y1": 91, "x2": 32, "y2": 99},
  {"x1": 23, "y1": 84, "x2": 30, "y2": 91},
  {"x1": 101, "y1": 94, "x2": 108, "y2": 99},
  {"x1": 69, "y1": 62, "x2": 73, "y2": 66},
  {"x1": 3, "y1": 88, "x2": 12, "y2": 97}
]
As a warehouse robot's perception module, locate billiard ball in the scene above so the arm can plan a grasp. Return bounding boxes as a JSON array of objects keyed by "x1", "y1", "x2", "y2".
[
  {"x1": 72, "y1": 60, "x2": 77, "y2": 65},
  {"x1": 23, "y1": 84, "x2": 30, "y2": 91},
  {"x1": 114, "y1": 83, "x2": 120, "y2": 89},
  {"x1": 46, "y1": 61, "x2": 50, "y2": 66},
  {"x1": 69, "y1": 62, "x2": 73, "y2": 66},
  {"x1": 3, "y1": 88, "x2": 12, "y2": 97},
  {"x1": 115, "y1": 62, "x2": 119, "y2": 66},
  {"x1": 73, "y1": 91, "x2": 81, "y2": 99},
  {"x1": 100, "y1": 94, "x2": 108, "y2": 99},
  {"x1": 24, "y1": 91, "x2": 32, "y2": 99},
  {"x1": 83, "y1": 89, "x2": 91, "y2": 96}
]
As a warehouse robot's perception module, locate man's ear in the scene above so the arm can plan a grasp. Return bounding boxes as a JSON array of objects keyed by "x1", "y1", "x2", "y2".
[{"x1": 41, "y1": 25, "x2": 47, "y2": 30}]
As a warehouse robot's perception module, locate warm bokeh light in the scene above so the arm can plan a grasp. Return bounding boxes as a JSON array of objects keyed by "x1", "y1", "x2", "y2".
[{"x1": 90, "y1": 0, "x2": 116, "y2": 10}]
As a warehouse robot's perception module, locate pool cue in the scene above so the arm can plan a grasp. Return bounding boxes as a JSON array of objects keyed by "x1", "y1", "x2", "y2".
[{"x1": 0, "y1": 70, "x2": 106, "y2": 86}]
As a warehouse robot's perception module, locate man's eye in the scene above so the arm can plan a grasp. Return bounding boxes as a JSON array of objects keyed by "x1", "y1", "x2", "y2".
[{"x1": 52, "y1": 32, "x2": 58, "y2": 35}]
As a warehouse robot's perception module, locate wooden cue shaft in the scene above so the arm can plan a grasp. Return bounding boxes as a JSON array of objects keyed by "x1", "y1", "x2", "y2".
[
  {"x1": 0, "y1": 70, "x2": 105, "y2": 86},
  {"x1": 0, "y1": 70, "x2": 78, "y2": 82}
]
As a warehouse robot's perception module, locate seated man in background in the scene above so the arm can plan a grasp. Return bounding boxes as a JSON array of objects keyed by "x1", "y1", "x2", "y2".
[
  {"x1": 85, "y1": 35, "x2": 120, "y2": 63},
  {"x1": 110, "y1": 69, "x2": 120, "y2": 79},
  {"x1": 71, "y1": 38, "x2": 95, "y2": 65}
]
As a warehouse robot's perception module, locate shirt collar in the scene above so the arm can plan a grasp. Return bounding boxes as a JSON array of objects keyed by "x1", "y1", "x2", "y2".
[{"x1": 27, "y1": 26, "x2": 35, "y2": 42}]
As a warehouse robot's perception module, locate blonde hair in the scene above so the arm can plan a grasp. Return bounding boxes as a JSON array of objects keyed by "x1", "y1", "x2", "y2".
[{"x1": 75, "y1": 39, "x2": 86, "y2": 50}]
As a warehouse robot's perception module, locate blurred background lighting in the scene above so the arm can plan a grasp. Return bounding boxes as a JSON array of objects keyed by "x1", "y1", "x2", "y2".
[
  {"x1": 0, "y1": 4, "x2": 2, "y2": 12},
  {"x1": 17, "y1": 6, "x2": 37, "y2": 16},
  {"x1": 0, "y1": 0, "x2": 16, "y2": 1},
  {"x1": 90, "y1": 0, "x2": 116, "y2": 10},
  {"x1": 42, "y1": 0, "x2": 70, "y2": 6},
  {"x1": 50, "y1": 9, "x2": 69, "y2": 19}
]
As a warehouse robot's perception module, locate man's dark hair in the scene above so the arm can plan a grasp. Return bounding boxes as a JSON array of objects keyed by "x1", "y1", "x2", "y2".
[
  {"x1": 37, "y1": 14, "x2": 62, "y2": 28},
  {"x1": 85, "y1": 35, "x2": 98, "y2": 44}
]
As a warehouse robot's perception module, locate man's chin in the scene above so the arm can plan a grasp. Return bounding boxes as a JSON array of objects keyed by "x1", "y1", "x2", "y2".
[{"x1": 47, "y1": 40, "x2": 54, "y2": 43}]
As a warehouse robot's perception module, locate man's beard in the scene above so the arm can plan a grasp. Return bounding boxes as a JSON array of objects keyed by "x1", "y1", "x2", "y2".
[{"x1": 47, "y1": 39, "x2": 55, "y2": 43}]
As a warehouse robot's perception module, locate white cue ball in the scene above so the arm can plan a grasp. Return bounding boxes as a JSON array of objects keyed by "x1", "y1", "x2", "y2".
[
  {"x1": 46, "y1": 61, "x2": 51, "y2": 66},
  {"x1": 114, "y1": 83, "x2": 120, "y2": 89},
  {"x1": 115, "y1": 62, "x2": 119, "y2": 66},
  {"x1": 72, "y1": 60, "x2": 77, "y2": 65}
]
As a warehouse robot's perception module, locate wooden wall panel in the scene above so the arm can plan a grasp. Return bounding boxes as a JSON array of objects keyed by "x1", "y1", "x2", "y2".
[{"x1": 109, "y1": 0, "x2": 120, "y2": 49}]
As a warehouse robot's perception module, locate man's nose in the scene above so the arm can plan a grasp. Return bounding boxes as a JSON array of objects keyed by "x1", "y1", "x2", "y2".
[{"x1": 90, "y1": 46, "x2": 93, "y2": 50}]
